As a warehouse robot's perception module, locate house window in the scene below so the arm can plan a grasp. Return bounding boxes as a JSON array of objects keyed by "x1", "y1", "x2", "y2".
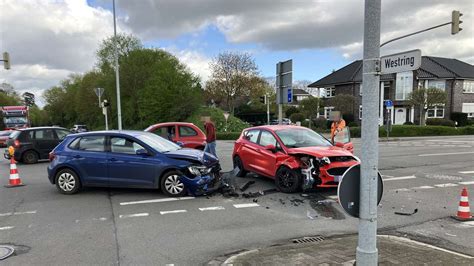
[
  {"x1": 324, "y1": 106, "x2": 334, "y2": 119},
  {"x1": 395, "y1": 71, "x2": 413, "y2": 100},
  {"x1": 325, "y1": 88, "x2": 335, "y2": 98},
  {"x1": 427, "y1": 105, "x2": 444, "y2": 118},
  {"x1": 428, "y1": 80, "x2": 446, "y2": 91},
  {"x1": 462, "y1": 103, "x2": 474, "y2": 118},
  {"x1": 359, "y1": 105, "x2": 362, "y2": 120},
  {"x1": 463, "y1": 80, "x2": 474, "y2": 93}
]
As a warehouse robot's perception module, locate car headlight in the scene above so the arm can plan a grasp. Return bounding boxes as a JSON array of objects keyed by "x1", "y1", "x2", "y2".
[{"x1": 188, "y1": 165, "x2": 212, "y2": 176}]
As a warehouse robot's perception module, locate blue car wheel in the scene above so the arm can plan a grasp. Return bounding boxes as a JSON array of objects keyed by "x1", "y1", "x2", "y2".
[
  {"x1": 55, "y1": 168, "x2": 81, "y2": 195},
  {"x1": 161, "y1": 170, "x2": 186, "y2": 197}
]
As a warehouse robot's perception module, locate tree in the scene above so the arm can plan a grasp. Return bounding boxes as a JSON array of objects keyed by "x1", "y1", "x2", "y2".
[
  {"x1": 96, "y1": 33, "x2": 143, "y2": 71},
  {"x1": 408, "y1": 87, "x2": 447, "y2": 126},
  {"x1": 206, "y1": 52, "x2": 258, "y2": 114},
  {"x1": 327, "y1": 94, "x2": 356, "y2": 116}
]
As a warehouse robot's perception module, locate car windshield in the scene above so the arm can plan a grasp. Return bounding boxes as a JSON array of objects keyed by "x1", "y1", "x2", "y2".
[
  {"x1": 275, "y1": 128, "x2": 332, "y2": 148},
  {"x1": 4, "y1": 116, "x2": 28, "y2": 124},
  {"x1": 135, "y1": 132, "x2": 181, "y2": 153}
]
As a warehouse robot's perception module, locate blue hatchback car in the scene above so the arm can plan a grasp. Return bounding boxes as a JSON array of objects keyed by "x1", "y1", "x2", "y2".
[{"x1": 47, "y1": 131, "x2": 220, "y2": 196}]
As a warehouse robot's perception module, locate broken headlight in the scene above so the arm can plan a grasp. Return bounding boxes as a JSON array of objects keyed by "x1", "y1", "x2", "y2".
[{"x1": 188, "y1": 165, "x2": 212, "y2": 177}]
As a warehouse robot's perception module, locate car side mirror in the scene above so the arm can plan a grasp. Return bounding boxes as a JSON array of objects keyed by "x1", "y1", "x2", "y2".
[
  {"x1": 265, "y1": 144, "x2": 277, "y2": 153},
  {"x1": 136, "y1": 149, "x2": 149, "y2": 156},
  {"x1": 334, "y1": 142, "x2": 344, "y2": 148}
]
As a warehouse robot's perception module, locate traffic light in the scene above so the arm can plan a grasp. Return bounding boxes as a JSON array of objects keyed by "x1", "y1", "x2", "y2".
[
  {"x1": 451, "y1": 10, "x2": 463, "y2": 35},
  {"x1": 259, "y1": 95, "x2": 266, "y2": 104},
  {"x1": 3, "y1": 52, "x2": 10, "y2": 70}
]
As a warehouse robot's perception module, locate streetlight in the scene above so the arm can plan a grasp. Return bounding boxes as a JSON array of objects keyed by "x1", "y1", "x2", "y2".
[{"x1": 113, "y1": 0, "x2": 122, "y2": 130}]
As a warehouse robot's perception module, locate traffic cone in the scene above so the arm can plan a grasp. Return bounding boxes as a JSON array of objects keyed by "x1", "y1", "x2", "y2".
[
  {"x1": 4, "y1": 157, "x2": 25, "y2": 188},
  {"x1": 454, "y1": 187, "x2": 472, "y2": 221}
]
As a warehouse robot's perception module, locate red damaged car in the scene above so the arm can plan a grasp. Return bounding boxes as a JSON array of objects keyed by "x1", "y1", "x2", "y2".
[{"x1": 232, "y1": 125, "x2": 359, "y2": 193}]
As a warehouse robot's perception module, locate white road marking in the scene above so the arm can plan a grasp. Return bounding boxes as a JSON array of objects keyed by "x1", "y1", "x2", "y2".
[
  {"x1": 160, "y1": 210, "x2": 187, "y2": 215},
  {"x1": 199, "y1": 206, "x2": 225, "y2": 211},
  {"x1": 0, "y1": 226, "x2": 14, "y2": 231},
  {"x1": 419, "y1": 151, "x2": 474, "y2": 157},
  {"x1": 120, "y1": 197, "x2": 195, "y2": 206},
  {"x1": 412, "y1": 186, "x2": 434, "y2": 190},
  {"x1": 382, "y1": 175, "x2": 394, "y2": 178},
  {"x1": 459, "y1": 181, "x2": 474, "y2": 185},
  {"x1": 461, "y1": 221, "x2": 474, "y2": 227},
  {"x1": 434, "y1": 183, "x2": 458, "y2": 188},
  {"x1": 119, "y1": 213, "x2": 149, "y2": 219},
  {"x1": 395, "y1": 188, "x2": 411, "y2": 192},
  {"x1": 459, "y1": 171, "x2": 474, "y2": 174},
  {"x1": 0, "y1": 210, "x2": 37, "y2": 217},
  {"x1": 234, "y1": 203, "x2": 260, "y2": 208},
  {"x1": 384, "y1": 175, "x2": 416, "y2": 181}
]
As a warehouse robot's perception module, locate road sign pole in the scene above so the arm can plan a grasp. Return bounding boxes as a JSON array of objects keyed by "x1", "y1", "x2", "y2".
[
  {"x1": 357, "y1": 0, "x2": 381, "y2": 265},
  {"x1": 266, "y1": 95, "x2": 270, "y2": 125},
  {"x1": 113, "y1": 0, "x2": 122, "y2": 130}
]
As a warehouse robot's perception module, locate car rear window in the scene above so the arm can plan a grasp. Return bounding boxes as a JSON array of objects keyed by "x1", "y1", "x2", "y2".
[
  {"x1": 179, "y1": 126, "x2": 198, "y2": 137},
  {"x1": 69, "y1": 136, "x2": 105, "y2": 152}
]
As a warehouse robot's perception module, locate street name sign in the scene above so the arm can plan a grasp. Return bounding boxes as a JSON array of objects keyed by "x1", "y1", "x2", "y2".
[
  {"x1": 381, "y1": 49, "x2": 421, "y2": 74},
  {"x1": 338, "y1": 165, "x2": 383, "y2": 218}
]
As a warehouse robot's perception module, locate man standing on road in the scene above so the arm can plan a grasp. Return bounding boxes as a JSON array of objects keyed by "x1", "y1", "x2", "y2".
[
  {"x1": 203, "y1": 116, "x2": 217, "y2": 158},
  {"x1": 330, "y1": 111, "x2": 346, "y2": 143}
]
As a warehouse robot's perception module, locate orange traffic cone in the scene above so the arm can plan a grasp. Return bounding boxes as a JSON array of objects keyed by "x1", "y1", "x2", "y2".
[
  {"x1": 454, "y1": 187, "x2": 472, "y2": 221},
  {"x1": 5, "y1": 157, "x2": 25, "y2": 188}
]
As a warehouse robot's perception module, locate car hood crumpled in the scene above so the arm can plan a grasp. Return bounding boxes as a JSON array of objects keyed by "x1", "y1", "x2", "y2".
[
  {"x1": 164, "y1": 148, "x2": 218, "y2": 167},
  {"x1": 287, "y1": 146, "x2": 354, "y2": 158}
]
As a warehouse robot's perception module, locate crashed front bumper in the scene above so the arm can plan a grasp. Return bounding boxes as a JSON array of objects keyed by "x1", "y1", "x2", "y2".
[{"x1": 179, "y1": 167, "x2": 222, "y2": 196}]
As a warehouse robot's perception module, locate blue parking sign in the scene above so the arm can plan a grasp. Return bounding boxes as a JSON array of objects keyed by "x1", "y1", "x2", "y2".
[
  {"x1": 384, "y1": 100, "x2": 393, "y2": 107},
  {"x1": 287, "y1": 88, "x2": 292, "y2": 103}
]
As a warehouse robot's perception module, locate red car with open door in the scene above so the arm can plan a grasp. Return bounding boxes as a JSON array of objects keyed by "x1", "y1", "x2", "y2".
[
  {"x1": 232, "y1": 125, "x2": 359, "y2": 193},
  {"x1": 145, "y1": 122, "x2": 207, "y2": 150}
]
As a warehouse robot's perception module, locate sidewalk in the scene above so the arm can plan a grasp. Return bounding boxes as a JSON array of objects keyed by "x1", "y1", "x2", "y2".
[{"x1": 211, "y1": 234, "x2": 473, "y2": 265}]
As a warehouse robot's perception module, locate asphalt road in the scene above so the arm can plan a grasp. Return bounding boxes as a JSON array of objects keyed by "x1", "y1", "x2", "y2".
[{"x1": 1, "y1": 135, "x2": 474, "y2": 265}]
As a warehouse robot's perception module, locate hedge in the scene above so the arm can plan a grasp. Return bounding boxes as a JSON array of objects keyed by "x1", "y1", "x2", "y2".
[
  {"x1": 350, "y1": 125, "x2": 474, "y2": 138},
  {"x1": 217, "y1": 132, "x2": 242, "y2": 140}
]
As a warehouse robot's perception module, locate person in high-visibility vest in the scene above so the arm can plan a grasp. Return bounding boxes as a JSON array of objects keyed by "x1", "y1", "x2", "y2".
[{"x1": 330, "y1": 116, "x2": 346, "y2": 143}]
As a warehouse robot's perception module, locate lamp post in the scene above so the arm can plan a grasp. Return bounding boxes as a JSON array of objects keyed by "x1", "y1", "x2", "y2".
[{"x1": 113, "y1": 0, "x2": 122, "y2": 130}]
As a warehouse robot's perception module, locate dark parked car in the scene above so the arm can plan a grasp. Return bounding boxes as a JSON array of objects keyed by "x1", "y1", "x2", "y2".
[
  {"x1": 47, "y1": 131, "x2": 220, "y2": 196},
  {"x1": 4, "y1": 127, "x2": 71, "y2": 164}
]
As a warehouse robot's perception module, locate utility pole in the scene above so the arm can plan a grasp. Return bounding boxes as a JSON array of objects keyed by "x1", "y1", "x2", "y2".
[
  {"x1": 113, "y1": 0, "x2": 122, "y2": 130},
  {"x1": 357, "y1": 0, "x2": 381, "y2": 265},
  {"x1": 266, "y1": 94, "x2": 270, "y2": 125}
]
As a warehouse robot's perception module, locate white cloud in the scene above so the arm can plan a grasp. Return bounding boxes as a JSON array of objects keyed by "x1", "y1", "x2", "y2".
[
  {"x1": 0, "y1": 0, "x2": 121, "y2": 106},
  {"x1": 164, "y1": 47, "x2": 212, "y2": 82}
]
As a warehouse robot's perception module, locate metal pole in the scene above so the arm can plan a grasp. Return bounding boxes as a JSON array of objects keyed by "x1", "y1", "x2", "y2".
[
  {"x1": 278, "y1": 104, "x2": 283, "y2": 125},
  {"x1": 266, "y1": 95, "x2": 270, "y2": 125},
  {"x1": 113, "y1": 0, "x2": 122, "y2": 130},
  {"x1": 380, "y1": 22, "x2": 451, "y2": 47},
  {"x1": 357, "y1": 0, "x2": 380, "y2": 265},
  {"x1": 105, "y1": 107, "x2": 109, "y2": 131}
]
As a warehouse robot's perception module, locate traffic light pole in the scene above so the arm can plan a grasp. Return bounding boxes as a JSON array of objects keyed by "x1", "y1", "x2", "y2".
[
  {"x1": 266, "y1": 95, "x2": 270, "y2": 125},
  {"x1": 357, "y1": 0, "x2": 380, "y2": 265},
  {"x1": 113, "y1": 0, "x2": 122, "y2": 130}
]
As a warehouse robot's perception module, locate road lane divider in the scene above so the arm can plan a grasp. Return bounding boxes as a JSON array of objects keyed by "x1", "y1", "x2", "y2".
[
  {"x1": 383, "y1": 176, "x2": 416, "y2": 181},
  {"x1": 412, "y1": 186, "x2": 434, "y2": 189},
  {"x1": 199, "y1": 206, "x2": 225, "y2": 211},
  {"x1": 120, "y1": 197, "x2": 195, "y2": 206},
  {"x1": 0, "y1": 226, "x2": 14, "y2": 231},
  {"x1": 233, "y1": 203, "x2": 260, "y2": 208},
  {"x1": 459, "y1": 171, "x2": 474, "y2": 174},
  {"x1": 119, "y1": 213, "x2": 149, "y2": 219},
  {"x1": 0, "y1": 210, "x2": 37, "y2": 217},
  {"x1": 434, "y1": 183, "x2": 458, "y2": 188},
  {"x1": 459, "y1": 181, "x2": 474, "y2": 185},
  {"x1": 160, "y1": 210, "x2": 187, "y2": 215}
]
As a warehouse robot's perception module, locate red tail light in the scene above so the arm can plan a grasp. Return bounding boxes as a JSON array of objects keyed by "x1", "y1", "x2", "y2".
[
  {"x1": 49, "y1": 152, "x2": 56, "y2": 162},
  {"x1": 14, "y1": 139, "x2": 21, "y2": 148}
]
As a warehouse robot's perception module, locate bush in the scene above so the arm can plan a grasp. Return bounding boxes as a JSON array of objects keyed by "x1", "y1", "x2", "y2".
[
  {"x1": 285, "y1": 106, "x2": 299, "y2": 118},
  {"x1": 216, "y1": 132, "x2": 242, "y2": 140},
  {"x1": 289, "y1": 113, "x2": 305, "y2": 123},
  {"x1": 349, "y1": 125, "x2": 474, "y2": 138},
  {"x1": 186, "y1": 107, "x2": 250, "y2": 133},
  {"x1": 342, "y1": 113, "x2": 355, "y2": 124},
  {"x1": 348, "y1": 121, "x2": 359, "y2": 127},
  {"x1": 426, "y1": 118, "x2": 455, "y2": 127},
  {"x1": 313, "y1": 117, "x2": 328, "y2": 129},
  {"x1": 403, "y1": 121, "x2": 414, "y2": 125},
  {"x1": 451, "y1": 112, "x2": 468, "y2": 127}
]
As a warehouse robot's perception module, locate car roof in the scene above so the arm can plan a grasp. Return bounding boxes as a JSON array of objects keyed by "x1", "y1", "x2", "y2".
[
  {"x1": 17, "y1": 126, "x2": 69, "y2": 131},
  {"x1": 244, "y1": 125, "x2": 308, "y2": 131},
  {"x1": 151, "y1": 122, "x2": 197, "y2": 127},
  {"x1": 70, "y1": 130, "x2": 152, "y2": 138}
]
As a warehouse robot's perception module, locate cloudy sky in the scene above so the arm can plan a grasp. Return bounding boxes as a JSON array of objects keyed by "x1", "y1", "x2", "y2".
[{"x1": 0, "y1": 0, "x2": 473, "y2": 106}]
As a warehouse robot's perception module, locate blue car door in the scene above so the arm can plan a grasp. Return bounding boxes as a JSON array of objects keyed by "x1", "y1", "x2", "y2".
[
  {"x1": 107, "y1": 136, "x2": 158, "y2": 188},
  {"x1": 68, "y1": 135, "x2": 108, "y2": 186}
]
